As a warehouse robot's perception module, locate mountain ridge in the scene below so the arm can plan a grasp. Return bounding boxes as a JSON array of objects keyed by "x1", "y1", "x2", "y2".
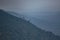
[
  {"x1": 0, "y1": 9, "x2": 60, "y2": 40},
  {"x1": 7, "y1": 10, "x2": 60, "y2": 36}
]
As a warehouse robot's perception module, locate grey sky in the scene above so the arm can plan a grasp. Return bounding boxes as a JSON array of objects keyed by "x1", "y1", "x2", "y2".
[{"x1": 0, "y1": 0, "x2": 60, "y2": 12}]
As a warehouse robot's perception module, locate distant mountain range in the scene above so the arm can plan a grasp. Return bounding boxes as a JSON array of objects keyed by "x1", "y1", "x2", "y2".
[{"x1": 0, "y1": 9, "x2": 60, "y2": 40}]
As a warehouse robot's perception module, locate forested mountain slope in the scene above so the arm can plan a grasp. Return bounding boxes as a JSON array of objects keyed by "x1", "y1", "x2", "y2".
[{"x1": 0, "y1": 9, "x2": 60, "y2": 40}]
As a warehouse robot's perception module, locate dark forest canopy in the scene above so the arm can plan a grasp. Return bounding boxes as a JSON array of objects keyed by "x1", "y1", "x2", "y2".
[{"x1": 0, "y1": 9, "x2": 60, "y2": 40}]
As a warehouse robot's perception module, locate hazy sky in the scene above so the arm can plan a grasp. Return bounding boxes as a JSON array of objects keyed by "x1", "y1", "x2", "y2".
[
  {"x1": 0, "y1": 0, "x2": 60, "y2": 12},
  {"x1": 0, "y1": 0, "x2": 60, "y2": 35}
]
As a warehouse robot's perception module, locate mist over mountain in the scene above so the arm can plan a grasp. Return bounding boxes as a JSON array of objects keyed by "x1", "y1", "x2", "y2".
[
  {"x1": 0, "y1": 9, "x2": 60, "y2": 40},
  {"x1": 7, "y1": 10, "x2": 60, "y2": 35}
]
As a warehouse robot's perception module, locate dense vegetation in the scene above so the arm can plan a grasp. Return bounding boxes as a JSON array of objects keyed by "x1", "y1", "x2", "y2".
[{"x1": 0, "y1": 9, "x2": 60, "y2": 40}]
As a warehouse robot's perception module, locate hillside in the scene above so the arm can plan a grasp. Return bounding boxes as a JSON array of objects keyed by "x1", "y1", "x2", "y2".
[{"x1": 0, "y1": 9, "x2": 60, "y2": 40}]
